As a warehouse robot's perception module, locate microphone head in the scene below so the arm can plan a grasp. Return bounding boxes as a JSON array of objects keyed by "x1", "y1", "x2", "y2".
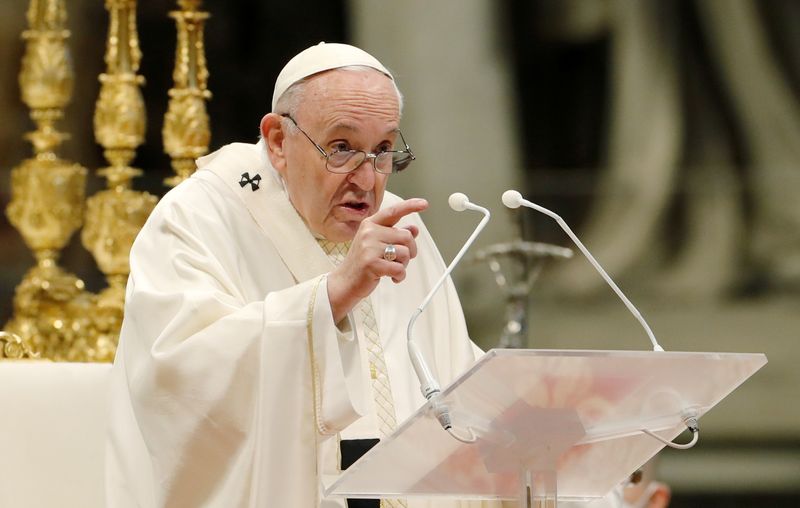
[
  {"x1": 502, "y1": 190, "x2": 523, "y2": 209},
  {"x1": 448, "y1": 192, "x2": 470, "y2": 212}
]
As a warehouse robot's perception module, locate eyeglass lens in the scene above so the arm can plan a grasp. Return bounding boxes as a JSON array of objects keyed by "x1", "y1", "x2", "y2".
[{"x1": 327, "y1": 151, "x2": 412, "y2": 174}]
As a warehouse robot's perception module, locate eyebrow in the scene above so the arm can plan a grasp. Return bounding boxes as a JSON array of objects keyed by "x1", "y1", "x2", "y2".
[{"x1": 327, "y1": 122, "x2": 399, "y2": 136}]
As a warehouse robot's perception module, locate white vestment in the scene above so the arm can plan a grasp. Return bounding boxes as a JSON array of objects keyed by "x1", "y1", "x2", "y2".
[{"x1": 106, "y1": 141, "x2": 620, "y2": 508}]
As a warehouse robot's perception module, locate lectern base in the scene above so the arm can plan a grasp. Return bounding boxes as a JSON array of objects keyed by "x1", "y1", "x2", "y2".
[{"x1": 520, "y1": 469, "x2": 558, "y2": 507}]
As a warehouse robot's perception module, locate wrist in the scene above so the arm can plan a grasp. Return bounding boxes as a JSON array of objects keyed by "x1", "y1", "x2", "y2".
[{"x1": 326, "y1": 271, "x2": 358, "y2": 324}]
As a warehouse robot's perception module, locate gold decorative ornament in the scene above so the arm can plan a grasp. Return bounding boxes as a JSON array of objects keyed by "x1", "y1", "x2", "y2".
[
  {"x1": 0, "y1": 332, "x2": 39, "y2": 360},
  {"x1": 82, "y1": 0, "x2": 158, "y2": 362},
  {"x1": 163, "y1": 0, "x2": 212, "y2": 187},
  {"x1": 3, "y1": 0, "x2": 93, "y2": 361}
]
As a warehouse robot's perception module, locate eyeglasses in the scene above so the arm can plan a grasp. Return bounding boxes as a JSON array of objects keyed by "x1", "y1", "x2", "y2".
[{"x1": 282, "y1": 114, "x2": 415, "y2": 174}]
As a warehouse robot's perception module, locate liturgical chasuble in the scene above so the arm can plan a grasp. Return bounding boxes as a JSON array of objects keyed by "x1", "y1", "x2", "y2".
[{"x1": 105, "y1": 139, "x2": 524, "y2": 508}]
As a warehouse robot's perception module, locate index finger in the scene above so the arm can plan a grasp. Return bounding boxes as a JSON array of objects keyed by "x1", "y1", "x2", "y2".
[{"x1": 369, "y1": 198, "x2": 428, "y2": 227}]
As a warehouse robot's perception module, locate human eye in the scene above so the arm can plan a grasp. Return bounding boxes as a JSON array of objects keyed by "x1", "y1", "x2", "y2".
[
  {"x1": 375, "y1": 141, "x2": 393, "y2": 154},
  {"x1": 329, "y1": 141, "x2": 351, "y2": 154}
]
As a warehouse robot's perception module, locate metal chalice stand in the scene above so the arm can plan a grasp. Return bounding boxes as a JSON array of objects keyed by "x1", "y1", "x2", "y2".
[{"x1": 471, "y1": 239, "x2": 573, "y2": 349}]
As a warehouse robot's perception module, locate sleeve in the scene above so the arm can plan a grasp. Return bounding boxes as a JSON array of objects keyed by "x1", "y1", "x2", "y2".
[{"x1": 112, "y1": 186, "x2": 364, "y2": 505}]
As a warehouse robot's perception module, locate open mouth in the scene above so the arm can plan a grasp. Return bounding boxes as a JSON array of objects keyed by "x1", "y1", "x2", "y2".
[{"x1": 342, "y1": 201, "x2": 369, "y2": 212}]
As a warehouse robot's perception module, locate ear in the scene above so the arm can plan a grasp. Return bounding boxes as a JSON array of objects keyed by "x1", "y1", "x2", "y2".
[{"x1": 261, "y1": 113, "x2": 288, "y2": 176}]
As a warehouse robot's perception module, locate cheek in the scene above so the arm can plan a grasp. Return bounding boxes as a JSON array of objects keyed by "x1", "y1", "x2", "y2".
[
  {"x1": 305, "y1": 172, "x2": 348, "y2": 218},
  {"x1": 283, "y1": 166, "x2": 320, "y2": 219},
  {"x1": 286, "y1": 153, "x2": 323, "y2": 198},
  {"x1": 374, "y1": 175, "x2": 389, "y2": 200}
]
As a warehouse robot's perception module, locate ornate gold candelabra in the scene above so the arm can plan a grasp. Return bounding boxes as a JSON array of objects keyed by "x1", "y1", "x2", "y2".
[
  {"x1": 4, "y1": 0, "x2": 93, "y2": 360},
  {"x1": 81, "y1": 0, "x2": 157, "y2": 362},
  {"x1": 3, "y1": 1, "x2": 216, "y2": 362},
  {"x1": 163, "y1": 0, "x2": 211, "y2": 186}
]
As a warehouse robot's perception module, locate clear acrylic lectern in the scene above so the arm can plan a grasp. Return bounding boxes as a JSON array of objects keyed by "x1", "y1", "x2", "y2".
[{"x1": 326, "y1": 349, "x2": 767, "y2": 506}]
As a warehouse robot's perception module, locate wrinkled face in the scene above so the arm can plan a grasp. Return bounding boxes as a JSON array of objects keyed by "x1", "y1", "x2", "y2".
[{"x1": 273, "y1": 69, "x2": 400, "y2": 242}]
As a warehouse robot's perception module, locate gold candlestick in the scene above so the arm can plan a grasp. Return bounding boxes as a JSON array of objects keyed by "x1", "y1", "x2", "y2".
[
  {"x1": 82, "y1": 0, "x2": 158, "y2": 362},
  {"x1": 4, "y1": 0, "x2": 93, "y2": 360},
  {"x1": 163, "y1": 0, "x2": 212, "y2": 187}
]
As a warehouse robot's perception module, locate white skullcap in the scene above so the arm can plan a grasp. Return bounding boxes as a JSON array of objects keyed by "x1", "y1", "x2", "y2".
[{"x1": 271, "y1": 42, "x2": 394, "y2": 111}]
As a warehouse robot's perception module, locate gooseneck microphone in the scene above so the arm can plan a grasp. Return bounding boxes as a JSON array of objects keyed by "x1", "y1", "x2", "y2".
[
  {"x1": 502, "y1": 190, "x2": 664, "y2": 352},
  {"x1": 407, "y1": 193, "x2": 490, "y2": 433}
]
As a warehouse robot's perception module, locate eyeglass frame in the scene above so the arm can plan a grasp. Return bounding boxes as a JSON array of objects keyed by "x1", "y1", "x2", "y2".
[{"x1": 280, "y1": 114, "x2": 415, "y2": 174}]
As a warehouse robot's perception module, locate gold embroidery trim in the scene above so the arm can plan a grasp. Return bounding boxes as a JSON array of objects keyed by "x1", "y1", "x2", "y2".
[{"x1": 306, "y1": 274, "x2": 329, "y2": 435}]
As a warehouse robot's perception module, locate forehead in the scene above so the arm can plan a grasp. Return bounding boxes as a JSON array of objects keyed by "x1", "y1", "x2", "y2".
[{"x1": 295, "y1": 69, "x2": 400, "y2": 128}]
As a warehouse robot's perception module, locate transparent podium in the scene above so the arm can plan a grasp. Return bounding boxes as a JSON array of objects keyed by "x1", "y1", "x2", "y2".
[{"x1": 326, "y1": 349, "x2": 767, "y2": 506}]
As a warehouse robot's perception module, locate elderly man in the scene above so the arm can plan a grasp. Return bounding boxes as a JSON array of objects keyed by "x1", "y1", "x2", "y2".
[
  {"x1": 107, "y1": 43, "x2": 645, "y2": 508},
  {"x1": 106, "y1": 42, "x2": 503, "y2": 508}
]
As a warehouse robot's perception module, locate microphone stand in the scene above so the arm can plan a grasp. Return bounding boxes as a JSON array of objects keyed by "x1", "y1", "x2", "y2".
[
  {"x1": 407, "y1": 193, "x2": 490, "y2": 438},
  {"x1": 502, "y1": 191, "x2": 665, "y2": 353}
]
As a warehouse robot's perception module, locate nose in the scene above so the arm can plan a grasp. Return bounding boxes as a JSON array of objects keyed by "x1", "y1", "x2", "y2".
[{"x1": 346, "y1": 157, "x2": 376, "y2": 191}]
